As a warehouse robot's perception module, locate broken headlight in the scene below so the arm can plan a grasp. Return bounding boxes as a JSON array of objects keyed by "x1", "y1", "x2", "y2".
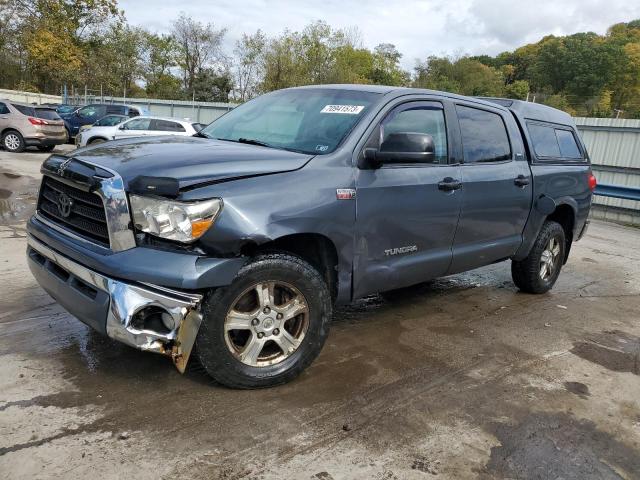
[{"x1": 129, "y1": 195, "x2": 222, "y2": 243}]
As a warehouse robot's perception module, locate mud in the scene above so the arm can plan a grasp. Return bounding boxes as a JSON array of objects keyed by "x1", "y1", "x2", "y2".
[{"x1": 1, "y1": 150, "x2": 640, "y2": 479}]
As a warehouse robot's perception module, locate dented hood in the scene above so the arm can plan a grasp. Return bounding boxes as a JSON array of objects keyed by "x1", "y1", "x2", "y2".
[{"x1": 66, "y1": 135, "x2": 315, "y2": 189}]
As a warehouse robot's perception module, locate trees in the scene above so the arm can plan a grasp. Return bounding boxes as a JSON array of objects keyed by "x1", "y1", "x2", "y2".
[{"x1": 171, "y1": 13, "x2": 226, "y2": 94}]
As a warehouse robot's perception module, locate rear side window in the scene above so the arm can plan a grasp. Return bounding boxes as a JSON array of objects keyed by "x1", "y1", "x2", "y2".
[
  {"x1": 152, "y1": 119, "x2": 185, "y2": 132},
  {"x1": 556, "y1": 129, "x2": 582, "y2": 159},
  {"x1": 527, "y1": 122, "x2": 583, "y2": 160},
  {"x1": 456, "y1": 105, "x2": 511, "y2": 163},
  {"x1": 13, "y1": 104, "x2": 36, "y2": 117},
  {"x1": 0, "y1": 103, "x2": 9, "y2": 114}
]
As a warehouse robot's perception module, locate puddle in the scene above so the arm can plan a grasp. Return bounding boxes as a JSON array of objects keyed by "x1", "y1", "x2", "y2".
[
  {"x1": 571, "y1": 330, "x2": 640, "y2": 375},
  {"x1": 0, "y1": 188, "x2": 10, "y2": 199},
  {"x1": 485, "y1": 412, "x2": 640, "y2": 479},
  {"x1": 0, "y1": 169, "x2": 39, "y2": 225}
]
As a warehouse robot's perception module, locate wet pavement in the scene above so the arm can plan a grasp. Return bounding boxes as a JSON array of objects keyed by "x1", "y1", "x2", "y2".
[{"x1": 1, "y1": 145, "x2": 639, "y2": 479}]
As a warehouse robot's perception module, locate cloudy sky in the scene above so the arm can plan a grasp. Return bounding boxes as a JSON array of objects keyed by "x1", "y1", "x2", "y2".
[{"x1": 119, "y1": 0, "x2": 640, "y2": 69}]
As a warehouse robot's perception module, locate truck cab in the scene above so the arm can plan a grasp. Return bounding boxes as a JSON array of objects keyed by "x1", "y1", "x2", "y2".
[{"x1": 27, "y1": 85, "x2": 594, "y2": 388}]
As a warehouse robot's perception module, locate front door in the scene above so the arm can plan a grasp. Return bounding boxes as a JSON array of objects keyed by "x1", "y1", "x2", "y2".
[
  {"x1": 448, "y1": 102, "x2": 533, "y2": 273},
  {"x1": 353, "y1": 100, "x2": 463, "y2": 298},
  {"x1": 114, "y1": 117, "x2": 153, "y2": 140}
]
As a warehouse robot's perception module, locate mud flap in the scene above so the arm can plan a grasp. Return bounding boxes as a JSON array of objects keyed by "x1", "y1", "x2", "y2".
[{"x1": 172, "y1": 310, "x2": 203, "y2": 373}]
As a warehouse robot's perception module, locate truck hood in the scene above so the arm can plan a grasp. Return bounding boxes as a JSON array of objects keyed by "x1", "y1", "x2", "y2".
[{"x1": 67, "y1": 135, "x2": 315, "y2": 189}]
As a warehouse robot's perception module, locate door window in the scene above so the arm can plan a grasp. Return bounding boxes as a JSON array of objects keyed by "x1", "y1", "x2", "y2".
[
  {"x1": 369, "y1": 102, "x2": 448, "y2": 164},
  {"x1": 123, "y1": 118, "x2": 152, "y2": 130},
  {"x1": 456, "y1": 105, "x2": 512, "y2": 163},
  {"x1": 152, "y1": 119, "x2": 185, "y2": 132}
]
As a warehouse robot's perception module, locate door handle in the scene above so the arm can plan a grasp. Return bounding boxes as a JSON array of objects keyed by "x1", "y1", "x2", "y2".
[
  {"x1": 514, "y1": 175, "x2": 530, "y2": 187},
  {"x1": 438, "y1": 177, "x2": 462, "y2": 191}
]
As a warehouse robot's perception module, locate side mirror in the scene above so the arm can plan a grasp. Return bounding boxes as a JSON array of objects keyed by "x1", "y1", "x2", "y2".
[
  {"x1": 360, "y1": 132, "x2": 436, "y2": 169},
  {"x1": 118, "y1": 125, "x2": 126, "y2": 130}
]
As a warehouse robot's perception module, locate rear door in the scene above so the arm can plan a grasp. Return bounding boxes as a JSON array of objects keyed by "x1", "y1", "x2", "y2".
[
  {"x1": 448, "y1": 102, "x2": 532, "y2": 273},
  {"x1": 353, "y1": 98, "x2": 463, "y2": 297},
  {"x1": 148, "y1": 119, "x2": 187, "y2": 137}
]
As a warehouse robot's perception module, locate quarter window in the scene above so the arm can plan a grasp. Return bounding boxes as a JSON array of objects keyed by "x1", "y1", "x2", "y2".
[
  {"x1": 0, "y1": 103, "x2": 9, "y2": 114},
  {"x1": 456, "y1": 105, "x2": 511, "y2": 163},
  {"x1": 556, "y1": 129, "x2": 582, "y2": 159}
]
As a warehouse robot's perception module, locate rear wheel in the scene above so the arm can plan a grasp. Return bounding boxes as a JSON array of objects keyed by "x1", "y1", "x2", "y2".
[
  {"x1": 512, "y1": 221, "x2": 565, "y2": 294},
  {"x1": 2, "y1": 131, "x2": 25, "y2": 153},
  {"x1": 37, "y1": 145, "x2": 55, "y2": 152},
  {"x1": 195, "y1": 253, "x2": 332, "y2": 388}
]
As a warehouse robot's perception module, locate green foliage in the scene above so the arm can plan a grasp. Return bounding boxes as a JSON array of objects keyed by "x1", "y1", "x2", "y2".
[{"x1": 0, "y1": 3, "x2": 638, "y2": 118}]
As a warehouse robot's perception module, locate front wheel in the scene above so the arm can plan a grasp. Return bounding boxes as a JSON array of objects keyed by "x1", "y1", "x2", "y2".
[
  {"x1": 511, "y1": 220, "x2": 566, "y2": 294},
  {"x1": 195, "y1": 253, "x2": 332, "y2": 388}
]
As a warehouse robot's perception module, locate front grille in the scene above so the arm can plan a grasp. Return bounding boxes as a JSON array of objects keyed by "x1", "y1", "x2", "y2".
[{"x1": 38, "y1": 176, "x2": 110, "y2": 246}]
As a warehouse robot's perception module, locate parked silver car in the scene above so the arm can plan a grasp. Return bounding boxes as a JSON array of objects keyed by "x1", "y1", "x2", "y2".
[
  {"x1": 0, "y1": 100, "x2": 67, "y2": 152},
  {"x1": 76, "y1": 116, "x2": 199, "y2": 147}
]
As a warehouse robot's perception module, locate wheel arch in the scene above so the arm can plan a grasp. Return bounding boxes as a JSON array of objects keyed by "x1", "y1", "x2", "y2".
[
  {"x1": 240, "y1": 232, "x2": 340, "y2": 302},
  {"x1": 545, "y1": 201, "x2": 576, "y2": 264}
]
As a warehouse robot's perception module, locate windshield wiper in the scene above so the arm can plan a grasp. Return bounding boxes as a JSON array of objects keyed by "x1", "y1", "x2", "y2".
[{"x1": 237, "y1": 137, "x2": 273, "y2": 148}]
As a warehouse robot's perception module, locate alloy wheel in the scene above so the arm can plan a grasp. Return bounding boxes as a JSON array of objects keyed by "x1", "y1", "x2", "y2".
[
  {"x1": 4, "y1": 134, "x2": 20, "y2": 151},
  {"x1": 224, "y1": 281, "x2": 309, "y2": 367},
  {"x1": 539, "y1": 236, "x2": 561, "y2": 280}
]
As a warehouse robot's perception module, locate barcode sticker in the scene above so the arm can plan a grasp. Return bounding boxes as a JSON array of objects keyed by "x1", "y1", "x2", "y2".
[{"x1": 321, "y1": 105, "x2": 365, "y2": 114}]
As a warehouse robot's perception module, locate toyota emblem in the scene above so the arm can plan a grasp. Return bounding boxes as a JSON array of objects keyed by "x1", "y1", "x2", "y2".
[{"x1": 56, "y1": 192, "x2": 73, "y2": 218}]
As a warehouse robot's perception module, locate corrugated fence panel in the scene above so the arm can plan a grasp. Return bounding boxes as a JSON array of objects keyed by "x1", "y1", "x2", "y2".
[{"x1": 575, "y1": 117, "x2": 640, "y2": 217}]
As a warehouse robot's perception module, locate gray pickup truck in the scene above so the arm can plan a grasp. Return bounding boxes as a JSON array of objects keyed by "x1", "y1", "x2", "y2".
[{"x1": 27, "y1": 85, "x2": 595, "y2": 388}]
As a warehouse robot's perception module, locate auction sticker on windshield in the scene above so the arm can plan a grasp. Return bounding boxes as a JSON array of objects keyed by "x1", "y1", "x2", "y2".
[{"x1": 321, "y1": 105, "x2": 365, "y2": 114}]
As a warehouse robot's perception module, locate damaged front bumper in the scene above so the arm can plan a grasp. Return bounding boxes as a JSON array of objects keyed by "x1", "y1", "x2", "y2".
[{"x1": 27, "y1": 234, "x2": 203, "y2": 372}]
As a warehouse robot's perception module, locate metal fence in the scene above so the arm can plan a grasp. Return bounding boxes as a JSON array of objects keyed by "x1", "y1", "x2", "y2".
[
  {"x1": 0, "y1": 88, "x2": 237, "y2": 124},
  {"x1": 575, "y1": 117, "x2": 640, "y2": 225}
]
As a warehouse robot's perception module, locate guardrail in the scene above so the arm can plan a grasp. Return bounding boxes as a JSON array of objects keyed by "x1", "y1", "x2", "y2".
[{"x1": 594, "y1": 184, "x2": 640, "y2": 202}]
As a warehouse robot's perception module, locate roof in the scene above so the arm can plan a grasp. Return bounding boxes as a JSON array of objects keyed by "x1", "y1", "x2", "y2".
[
  {"x1": 480, "y1": 97, "x2": 575, "y2": 126},
  {"x1": 285, "y1": 85, "x2": 514, "y2": 112}
]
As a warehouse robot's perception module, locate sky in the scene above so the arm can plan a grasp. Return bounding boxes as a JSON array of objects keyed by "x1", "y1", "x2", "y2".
[{"x1": 119, "y1": 0, "x2": 640, "y2": 69}]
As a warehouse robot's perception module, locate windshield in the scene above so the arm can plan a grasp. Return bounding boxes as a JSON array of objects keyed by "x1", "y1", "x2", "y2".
[
  {"x1": 201, "y1": 88, "x2": 381, "y2": 155},
  {"x1": 57, "y1": 105, "x2": 78, "y2": 114},
  {"x1": 95, "y1": 115, "x2": 126, "y2": 126}
]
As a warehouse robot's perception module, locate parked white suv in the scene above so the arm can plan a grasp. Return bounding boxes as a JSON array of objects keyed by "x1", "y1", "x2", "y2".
[{"x1": 75, "y1": 116, "x2": 199, "y2": 147}]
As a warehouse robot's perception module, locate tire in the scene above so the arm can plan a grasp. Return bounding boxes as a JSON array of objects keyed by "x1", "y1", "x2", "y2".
[
  {"x1": 195, "y1": 253, "x2": 332, "y2": 388},
  {"x1": 89, "y1": 138, "x2": 106, "y2": 145},
  {"x1": 37, "y1": 145, "x2": 55, "y2": 152},
  {"x1": 2, "y1": 130, "x2": 25, "y2": 153},
  {"x1": 512, "y1": 221, "x2": 566, "y2": 294}
]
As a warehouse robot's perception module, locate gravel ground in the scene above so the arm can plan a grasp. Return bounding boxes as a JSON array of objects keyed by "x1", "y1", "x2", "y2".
[{"x1": 0, "y1": 145, "x2": 639, "y2": 479}]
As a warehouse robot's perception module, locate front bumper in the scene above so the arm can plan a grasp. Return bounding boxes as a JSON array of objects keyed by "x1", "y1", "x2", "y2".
[{"x1": 27, "y1": 234, "x2": 204, "y2": 372}]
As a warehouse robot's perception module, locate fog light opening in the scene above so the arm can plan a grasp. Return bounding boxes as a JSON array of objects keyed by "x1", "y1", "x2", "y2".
[{"x1": 131, "y1": 306, "x2": 175, "y2": 335}]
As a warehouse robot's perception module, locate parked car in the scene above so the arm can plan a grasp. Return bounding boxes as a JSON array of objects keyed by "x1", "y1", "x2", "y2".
[
  {"x1": 60, "y1": 103, "x2": 149, "y2": 139},
  {"x1": 27, "y1": 85, "x2": 595, "y2": 388},
  {"x1": 76, "y1": 116, "x2": 199, "y2": 147},
  {"x1": 0, "y1": 99, "x2": 66, "y2": 152}
]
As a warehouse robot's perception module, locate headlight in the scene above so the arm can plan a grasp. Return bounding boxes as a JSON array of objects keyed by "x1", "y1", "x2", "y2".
[{"x1": 129, "y1": 195, "x2": 222, "y2": 243}]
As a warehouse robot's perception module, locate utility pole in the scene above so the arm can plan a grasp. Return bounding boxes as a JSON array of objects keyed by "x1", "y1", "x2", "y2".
[{"x1": 84, "y1": 85, "x2": 87, "y2": 105}]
